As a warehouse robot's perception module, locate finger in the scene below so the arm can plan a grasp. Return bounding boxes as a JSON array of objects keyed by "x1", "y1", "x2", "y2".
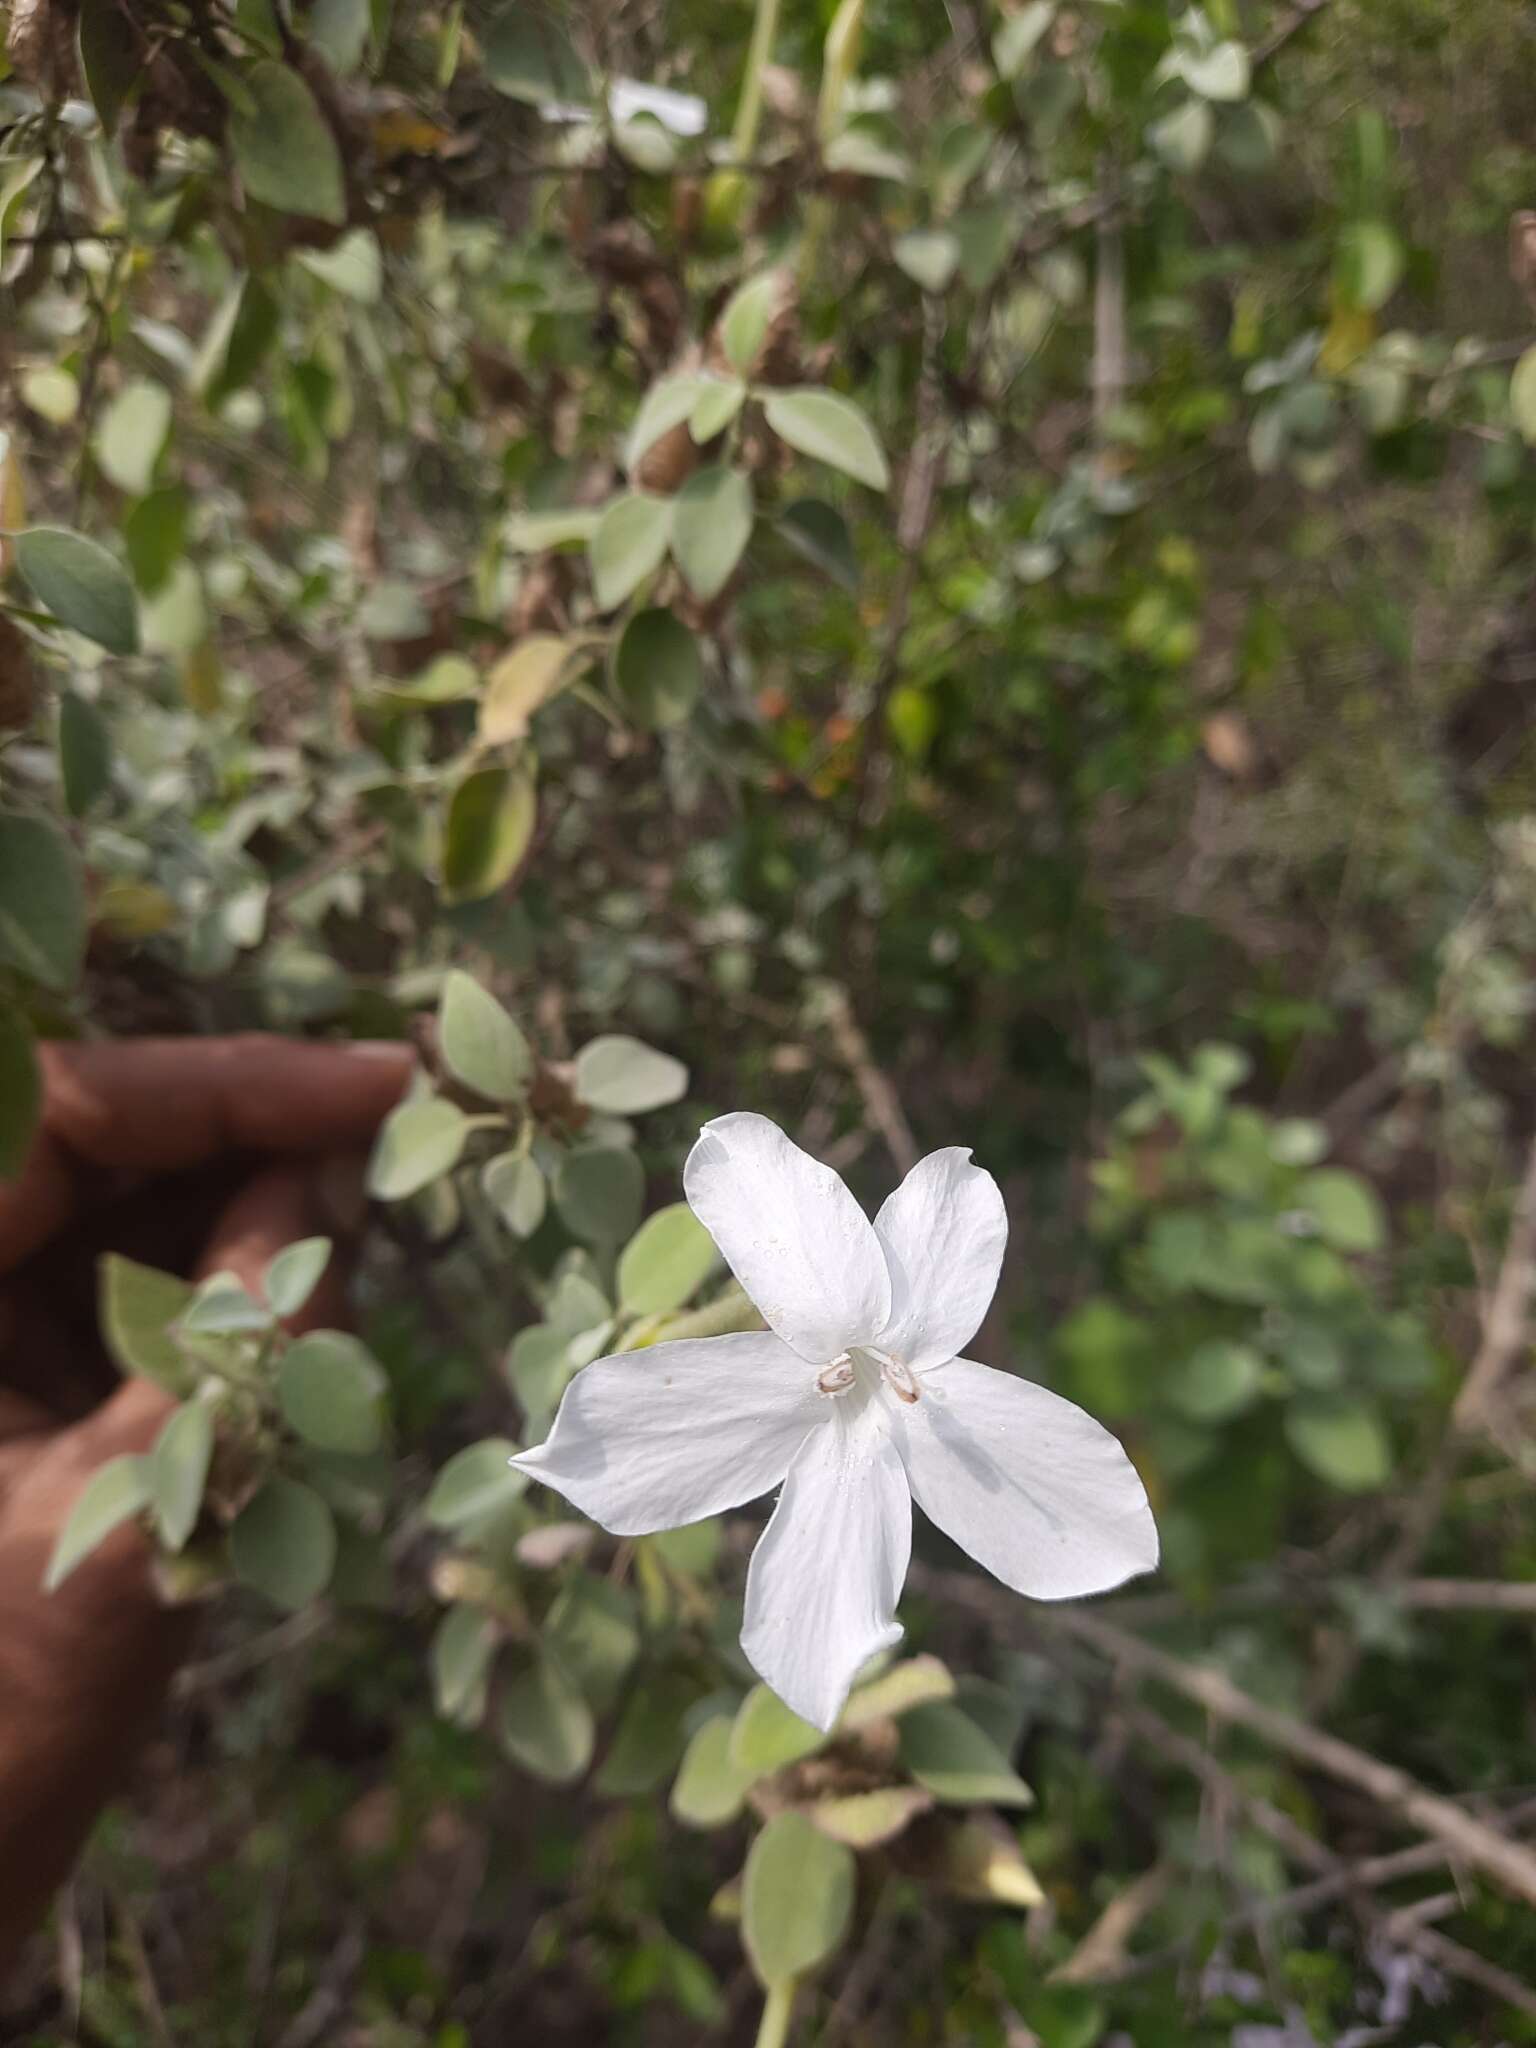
[
  {"x1": 0, "y1": 1037, "x2": 412, "y2": 1272},
  {"x1": 199, "y1": 1155, "x2": 368, "y2": 1333}
]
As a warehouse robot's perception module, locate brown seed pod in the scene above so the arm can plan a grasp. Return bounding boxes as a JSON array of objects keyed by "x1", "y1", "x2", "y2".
[{"x1": 635, "y1": 417, "x2": 698, "y2": 495}]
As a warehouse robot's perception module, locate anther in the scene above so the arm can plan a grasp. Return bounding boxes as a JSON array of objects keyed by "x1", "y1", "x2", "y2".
[{"x1": 817, "y1": 1353, "x2": 857, "y2": 1396}]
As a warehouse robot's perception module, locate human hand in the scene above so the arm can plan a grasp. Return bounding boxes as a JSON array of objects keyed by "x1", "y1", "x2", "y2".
[{"x1": 0, "y1": 1034, "x2": 412, "y2": 1976}]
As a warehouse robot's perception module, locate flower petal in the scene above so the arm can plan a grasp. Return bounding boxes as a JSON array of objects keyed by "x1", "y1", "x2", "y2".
[
  {"x1": 513, "y1": 1332, "x2": 822, "y2": 1536},
  {"x1": 741, "y1": 1403, "x2": 911, "y2": 1730},
  {"x1": 874, "y1": 1148, "x2": 1007, "y2": 1371},
  {"x1": 893, "y1": 1358, "x2": 1158, "y2": 1598},
  {"x1": 684, "y1": 1113, "x2": 891, "y2": 1363}
]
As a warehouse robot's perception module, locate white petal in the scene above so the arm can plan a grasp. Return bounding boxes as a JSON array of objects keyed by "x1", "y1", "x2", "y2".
[
  {"x1": 512, "y1": 1332, "x2": 822, "y2": 1536},
  {"x1": 874, "y1": 1148, "x2": 1007, "y2": 1371},
  {"x1": 893, "y1": 1358, "x2": 1158, "y2": 1599},
  {"x1": 741, "y1": 1403, "x2": 911, "y2": 1730},
  {"x1": 684, "y1": 1113, "x2": 891, "y2": 1364}
]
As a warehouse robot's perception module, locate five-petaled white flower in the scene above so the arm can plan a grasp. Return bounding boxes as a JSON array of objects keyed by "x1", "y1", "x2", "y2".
[{"x1": 514, "y1": 1114, "x2": 1158, "y2": 1730}]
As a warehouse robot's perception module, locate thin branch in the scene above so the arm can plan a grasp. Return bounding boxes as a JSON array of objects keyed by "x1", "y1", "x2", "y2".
[
  {"x1": 1454, "y1": 1129, "x2": 1536, "y2": 1431},
  {"x1": 819, "y1": 983, "x2": 919, "y2": 1177}
]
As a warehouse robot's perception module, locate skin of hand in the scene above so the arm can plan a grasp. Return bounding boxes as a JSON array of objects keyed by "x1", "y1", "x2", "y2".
[{"x1": 0, "y1": 1034, "x2": 413, "y2": 1980}]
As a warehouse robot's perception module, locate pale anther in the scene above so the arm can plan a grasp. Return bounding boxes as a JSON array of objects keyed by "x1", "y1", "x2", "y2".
[
  {"x1": 873, "y1": 1350, "x2": 922, "y2": 1405},
  {"x1": 816, "y1": 1352, "x2": 857, "y2": 1396}
]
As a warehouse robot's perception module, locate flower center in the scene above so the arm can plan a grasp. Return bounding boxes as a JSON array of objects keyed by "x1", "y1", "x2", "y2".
[{"x1": 815, "y1": 1346, "x2": 921, "y2": 1404}]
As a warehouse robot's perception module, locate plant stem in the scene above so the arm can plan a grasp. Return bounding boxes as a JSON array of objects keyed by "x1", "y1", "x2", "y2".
[
  {"x1": 731, "y1": 0, "x2": 783, "y2": 161},
  {"x1": 754, "y1": 1978, "x2": 797, "y2": 2048}
]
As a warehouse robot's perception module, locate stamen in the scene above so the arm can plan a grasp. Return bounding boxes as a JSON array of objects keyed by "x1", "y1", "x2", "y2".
[
  {"x1": 817, "y1": 1352, "x2": 857, "y2": 1397},
  {"x1": 871, "y1": 1349, "x2": 921, "y2": 1405}
]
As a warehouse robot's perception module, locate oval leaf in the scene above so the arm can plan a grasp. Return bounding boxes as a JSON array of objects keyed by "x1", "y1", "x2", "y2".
[
  {"x1": 671, "y1": 1714, "x2": 751, "y2": 1829},
  {"x1": 278, "y1": 1330, "x2": 389, "y2": 1454},
  {"x1": 150, "y1": 1401, "x2": 214, "y2": 1551},
  {"x1": 483, "y1": 1151, "x2": 547, "y2": 1237},
  {"x1": 618, "y1": 1203, "x2": 718, "y2": 1317},
  {"x1": 425, "y1": 1437, "x2": 527, "y2": 1530},
  {"x1": 554, "y1": 1145, "x2": 645, "y2": 1245},
  {"x1": 0, "y1": 811, "x2": 87, "y2": 992},
  {"x1": 612, "y1": 608, "x2": 703, "y2": 730},
  {"x1": 230, "y1": 61, "x2": 346, "y2": 225},
  {"x1": 442, "y1": 765, "x2": 536, "y2": 904},
  {"x1": 14, "y1": 527, "x2": 139, "y2": 655},
  {"x1": 742, "y1": 1811, "x2": 855, "y2": 1988},
  {"x1": 762, "y1": 390, "x2": 889, "y2": 492},
  {"x1": 45, "y1": 1455, "x2": 151, "y2": 1591},
  {"x1": 498, "y1": 1654, "x2": 595, "y2": 1783},
  {"x1": 589, "y1": 493, "x2": 673, "y2": 611},
  {"x1": 367, "y1": 1095, "x2": 470, "y2": 1201},
  {"x1": 572, "y1": 1034, "x2": 687, "y2": 1114},
  {"x1": 672, "y1": 466, "x2": 753, "y2": 602},
  {"x1": 439, "y1": 970, "x2": 532, "y2": 1100},
  {"x1": 229, "y1": 1476, "x2": 337, "y2": 1610}
]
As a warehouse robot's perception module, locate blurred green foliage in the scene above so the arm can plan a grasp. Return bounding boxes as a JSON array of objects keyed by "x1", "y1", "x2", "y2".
[{"x1": 6, "y1": 0, "x2": 1536, "y2": 2037}]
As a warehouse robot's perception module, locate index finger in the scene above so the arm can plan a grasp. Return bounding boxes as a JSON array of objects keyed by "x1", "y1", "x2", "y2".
[{"x1": 0, "y1": 1035, "x2": 413, "y2": 1271}]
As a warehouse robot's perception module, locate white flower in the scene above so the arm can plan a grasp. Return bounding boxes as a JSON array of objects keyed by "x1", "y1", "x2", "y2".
[{"x1": 513, "y1": 1113, "x2": 1158, "y2": 1730}]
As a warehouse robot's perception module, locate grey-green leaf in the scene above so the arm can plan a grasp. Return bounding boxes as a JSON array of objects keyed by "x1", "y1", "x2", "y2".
[
  {"x1": 59, "y1": 693, "x2": 112, "y2": 816},
  {"x1": 589, "y1": 493, "x2": 673, "y2": 611},
  {"x1": 497, "y1": 1654, "x2": 595, "y2": 1783},
  {"x1": 742, "y1": 1811, "x2": 855, "y2": 1988},
  {"x1": 763, "y1": 390, "x2": 890, "y2": 492},
  {"x1": 483, "y1": 1152, "x2": 547, "y2": 1237},
  {"x1": 424, "y1": 1437, "x2": 527, "y2": 1530},
  {"x1": 554, "y1": 1146, "x2": 645, "y2": 1245},
  {"x1": 93, "y1": 379, "x2": 172, "y2": 496},
  {"x1": 729, "y1": 1684, "x2": 828, "y2": 1780},
  {"x1": 672, "y1": 466, "x2": 753, "y2": 602},
  {"x1": 898, "y1": 1701, "x2": 1034, "y2": 1808},
  {"x1": 572, "y1": 1035, "x2": 687, "y2": 1114},
  {"x1": 99, "y1": 1253, "x2": 196, "y2": 1393},
  {"x1": 0, "y1": 811, "x2": 87, "y2": 992},
  {"x1": 432, "y1": 1605, "x2": 498, "y2": 1724},
  {"x1": 264, "y1": 1235, "x2": 333, "y2": 1319},
  {"x1": 150, "y1": 1401, "x2": 213, "y2": 1551},
  {"x1": 229, "y1": 61, "x2": 346, "y2": 225},
  {"x1": 719, "y1": 271, "x2": 783, "y2": 376},
  {"x1": 14, "y1": 527, "x2": 139, "y2": 655},
  {"x1": 671, "y1": 1713, "x2": 751, "y2": 1829},
  {"x1": 439, "y1": 970, "x2": 531, "y2": 1100},
  {"x1": 229, "y1": 1476, "x2": 337, "y2": 1610},
  {"x1": 618, "y1": 1203, "x2": 718, "y2": 1317},
  {"x1": 612, "y1": 607, "x2": 703, "y2": 730},
  {"x1": 278, "y1": 1330, "x2": 389, "y2": 1454},
  {"x1": 367, "y1": 1096, "x2": 470, "y2": 1200},
  {"x1": 45, "y1": 1455, "x2": 151, "y2": 1591},
  {"x1": 1285, "y1": 1398, "x2": 1392, "y2": 1491}
]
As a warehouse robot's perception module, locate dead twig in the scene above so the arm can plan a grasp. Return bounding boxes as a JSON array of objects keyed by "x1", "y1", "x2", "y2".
[
  {"x1": 819, "y1": 984, "x2": 919, "y2": 1177},
  {"x1": 1454, "y1": 1129, "x2": 1536, "y2": 1432}
]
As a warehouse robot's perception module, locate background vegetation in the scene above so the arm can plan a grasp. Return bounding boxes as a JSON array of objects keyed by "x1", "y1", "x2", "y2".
[{"x1": 4, "y1": 0, "x2": 1536, "y2": 2038}]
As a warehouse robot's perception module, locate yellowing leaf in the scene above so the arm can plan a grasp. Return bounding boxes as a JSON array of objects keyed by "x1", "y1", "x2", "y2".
[{"x1": 479, "y1": 635, "x2": 578, "y2": 744}]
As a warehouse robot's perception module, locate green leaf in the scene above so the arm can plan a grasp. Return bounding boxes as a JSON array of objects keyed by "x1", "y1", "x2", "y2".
[
  {"x1": 0, "y1": 1003, "x2": 40, "y2": 1180},
  {"x1": 229, "y1": 1476, "x2": 338, "y2": 1609},
  {"x1": 838, "y1": 1653, "x2": 955, "y2": 1731},
  {"x1": 506, "y1": 1322, "x2": 577, "y2": 1420},
  {"x1": 1334, "y1": 220, "x2": 1404, "y2": 313},
  {"x1": 671, "y1": 1713, "x2": 751, "y2": 1828},
  {"x1": 626, "y1": 374, "x2": 713, "y2": 474},
  {"x1": 0, "y1": 158, "x2": 42, "y2": 270},
  {"x1": 179, "y1": 1270, "x2": 271, "y2": 1334},
  {"x1": 44, "y1": 1455, "x2": 151, "y2": 1591},
  {"x1": 618, "y1": 1203, "x2": 718, "y2": 1317},
  {"x1": 278, "y1": 1331, "x2": 389, "y2": 1454},
  {"x1": 1180, "y1": 38, "x2": 1249, "y2": 101},
  {"x1": 893, "y1": 228, "x2": 960, "y2": 293},
  {"x1": 194, "y1": 275, "x2": 280, "y2": 405},
  {"x1": 763, "y1": 389, "x2": 889, "y2": 491},
  {"x1": 92, "y1": 379, "x2": 172, "y2": 496},
  {"x1": 432, "y1": 1605, "x2": 497, "y2": 1724},
  {"x1": 367, "y1": 1095, "x2": 470, "y2": 1200},
  {"x1": 439, "y1": 970, "x2": 532, "y2": 1100},
  {"x1": 149, "y1": 1401, "x2": 213, "y2": 1551},
  {"x1": 1148, "y1": 97, "x2": 1213, "y2": 172},
  {"x1": 1167, "y1": 1340, "x2": 1264, "y2": 1422},
  {"x1": 483, "y1": 1152, "x2": 547, "y2": 1238},
  {"x1": 899, "y1": 1702, "x2": 1034, "y2": 1807},
  {"x1": 588, "y1": 493, "x2": 673, "y2": 610},
  {"x1": 719, "y1": 271, "x2": 783, "y2": 376},
  {"x1": 1285, "y1": 1398, "x2": 1392, "y2": 1491},
  {"x1": 14, "y1": 527, "x2": 139, "y2": 655},
  {"x1": 441, "y1": 764, "x2": 537, "y2": 904},
  {"x1": 506, "y1": 507, "x2": 599, "y2": 551},
  {"x1": 778, "y1": 498, "x2": 860, "y2": 592},
  {"x1": 309, "y1": 0, "x2": 371, "y2": 72},
  {"x1": 483, "y1": 8, "x2": 591, "y2": 103},
  {"x1": 810, "y1": 1785, "x2": 933, "y2": 1848},
  {"x1": 992, "y1": 0, "x2": 1054, "y2": 78},
  {"x1": 425, "y1": 1437, "x2": 527, "y2": 1530},
  {"x1": 99, "y1": 1254, "x2": 196, "y2": 1393},
  {"x1": 1296, "y1": 1168, "x2": 1385, "y2": 1252},
  {"x1": 1511, "y1": 346, "x2": 1536, "y2": 445},
  {"x1": 595, "y1": 1672, "x2": 698, "y2": 1795},
  {"x1": 59, "y1": 693, "x2": 112, "y2": 816},
  {"x1": 742, "y1": 1812, "x2": 855, "y2": 1988},
  {"x1": 0, "y1": 812, "x2": 87, "y2": 993},
  {"x1": 498, "y1": 1654, "x2": 595, "y2": 1783},
  {"x1": 263, "y1": 1236, "x2": 333, "y2": 1319},
  {"x1": 690, "y1": 378, "x2": 747, "y2": 442},
  {"x1": 672, "y1": 466, "x2": 753, "y2": 602},
  {"x1": 124, "y1": 486, "x2": 190, "y2": 595},
  {"x1": 229, "y1": 61, "x2": 346, "y2": 225},
  {"x1": 729, "y1": 1683, "x2": 828, "y2": 1780},
  {"x1": 478, "y1": 634, "x2": 578, "y2": 745},
  {"x1": 79, "y1": 0, "x2": 145, "y2": 132},
  {"x1": 612, "y1": 607, "x2": 703, "y2": 730},
  {"x1": 544, "y1": 1575, "x2": 640, "y2": 1710},
  {"x1": 554, "y1": 1146, "x2": 645, "y2": 1245},
  {"x1": 573, "y1": 1034, "x2": 687, "y2": 1114},
  {"x1": 295, "y1": 229, "x2": 382, "y2": 303}
]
